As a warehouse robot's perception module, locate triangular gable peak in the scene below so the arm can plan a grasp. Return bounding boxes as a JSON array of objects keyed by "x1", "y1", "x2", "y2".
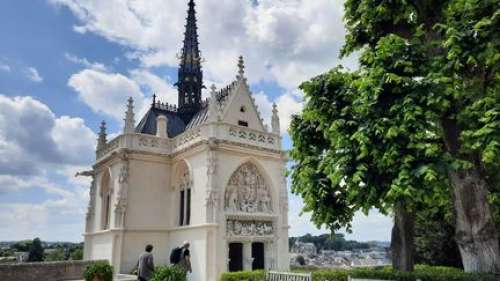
[{"x1": 215, "y1": 57, "x2": 267, "y2": 132}]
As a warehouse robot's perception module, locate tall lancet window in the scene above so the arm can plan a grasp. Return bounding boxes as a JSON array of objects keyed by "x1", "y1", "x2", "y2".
[
  {"x1": 177, "y1": 164, "x2": 191, "y2": 226},
  {"x1": 100, "y1": 169, "x2": 112, "y2": 230}
]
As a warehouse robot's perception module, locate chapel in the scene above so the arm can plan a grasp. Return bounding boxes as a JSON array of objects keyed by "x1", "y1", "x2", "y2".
[{"x1": 82, "y1": 1, "x2": 290, "y2": 280}]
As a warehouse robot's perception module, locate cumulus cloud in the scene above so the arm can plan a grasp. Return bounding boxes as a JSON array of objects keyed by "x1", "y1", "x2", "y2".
[
  {"x1": 68, "y1": 69, "x2": 145, "y2": 120},
  {"x1": 64, "y1": 53, "x2": 108, "y2": 71},
  {"x1": 253, "y1": 91, "x2": 303, "y2": 134},
  {"x1": 0, "y1": 95, "x2": 96, "y2": 176},
  {"x1": 67, "y1": 68, "x2": 178, "y2": 122},
  {"x1": 0, "y1": 96, "x2": 94, "y2": 241},
  {"x1": 0, "y1": 62, "x2": 11, "y2": 72},
  {"x1": 49, "y1": 0, "x2": 350, "y2": 91},
  {"x1": 26, "y1": 67, "x2": 43, "y2": 82}
]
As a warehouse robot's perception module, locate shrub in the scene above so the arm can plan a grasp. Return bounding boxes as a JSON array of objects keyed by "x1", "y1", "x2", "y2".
[
  {"x1": 219, "y1": 270, "x2": 265, "y2": 281},
  {"x1": 219, "y1": 266, "x2": 498, "y2": 281},
  {"x1": 150, "y1": 265, "x2": 187, "y2": 281},
  {"x1": 83, "y1": 261, "x2": 113, "y2": 281}
]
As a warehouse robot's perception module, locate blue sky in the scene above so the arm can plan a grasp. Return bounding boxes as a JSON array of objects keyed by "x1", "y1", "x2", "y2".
[{"x1": 0, "y1": 0, "x2": 391, "y2": 242}]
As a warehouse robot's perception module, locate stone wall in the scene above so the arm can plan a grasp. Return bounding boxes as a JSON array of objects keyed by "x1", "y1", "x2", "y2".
[{"x1": 0, "y1": 260, "x2": 107, "y2": 281}]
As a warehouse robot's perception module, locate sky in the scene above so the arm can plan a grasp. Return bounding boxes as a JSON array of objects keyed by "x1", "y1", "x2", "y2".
[{"x1": 0, "y1": 0, "x2": 392, "y2": 242}]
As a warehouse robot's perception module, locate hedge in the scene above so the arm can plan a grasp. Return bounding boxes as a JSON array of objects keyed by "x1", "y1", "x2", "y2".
[{"x1": 219, "y1": 265, "x2": 498, "y2": 281}]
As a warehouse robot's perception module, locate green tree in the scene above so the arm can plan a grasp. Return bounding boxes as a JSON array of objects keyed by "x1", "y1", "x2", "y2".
[
  {"x1": 45, "y1": 248, "x2": 66, "y2": 261},
  {"x1": 12, "y1": 240, "x2": 32, "y2": 252},
  {"x1": 27, "y1": 238, "x2": 44, "y2": 262},
  {"x1": 290, "y1": 0, "x2": 500, "y2": 273},
  {"x1": 70, "y1": 248, "x2": 83, "y2": 260}
]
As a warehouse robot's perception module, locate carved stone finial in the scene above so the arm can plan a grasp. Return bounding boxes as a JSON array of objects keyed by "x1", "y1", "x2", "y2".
[
  {"x1": 152, "y1": 93, "x2": 156, "y2": 107},
  {"x1": 237, "y1": 56, "x2": 245, "y2": 80},
  {"x1": 271, "y1": 103, "x2": 280, "y2": 134},
  {"x1": 208, "y1": 84, "x2": 219, "y2": 122},
  {"x1": 97, "y1": 121, "x2": 107, "y2": 150},
  {"x1": 124, "y1": 97, "x2": 135, "y2": 134}
]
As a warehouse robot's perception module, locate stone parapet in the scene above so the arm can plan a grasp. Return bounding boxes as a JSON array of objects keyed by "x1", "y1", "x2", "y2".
[{"x1": 0, "y1": 260, "x2": 106, "y2": 281}]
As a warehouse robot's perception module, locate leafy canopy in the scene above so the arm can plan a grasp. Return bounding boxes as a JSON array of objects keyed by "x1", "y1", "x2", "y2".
[{"x1": 289, "y1": 0, "x2": 499, "y2": 232}]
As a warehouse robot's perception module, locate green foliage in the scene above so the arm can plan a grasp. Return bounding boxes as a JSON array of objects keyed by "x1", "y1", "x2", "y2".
[
  {"x1": 70, "y1": 248, "x2": 83, "y2": 260},
  {"x1": 219, "y1": 266, "x2": 497, "y2": 281},
  {"x1": 45, "y1": 248, "x2": 66, "y2": 261},
  {"x1": 11, "y1": 240, "x2": 32, "y2": 252},
  {"x1": 290, "y1": 233, "x2": 370, "y2": 252},
  {"x1": 150, "y1": 265, "x2": 187, "y2": 281},
  {"x1": 83, "y1": 261, "x2": 113, "y2": 281},
  {"x1": 290, "y1": 0, "x2": 500, "y2": 271},
  {"x1": 219, "y1": 270, "x2": 265, "y2": 281},
  {"x1": 28, "y1": 238, "x2": 44, "y2": 262}
]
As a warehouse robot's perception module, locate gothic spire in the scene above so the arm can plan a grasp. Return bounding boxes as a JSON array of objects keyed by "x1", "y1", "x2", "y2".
[
  {"x1": 97, "y1": 121, "x2": 107, "y2": 150},
  {"x1": 124, "y1": 97, "x2": 135, "y2": 134},
  {"x1": 176, "y1": 0, "x2": 203, "y2": 123}
]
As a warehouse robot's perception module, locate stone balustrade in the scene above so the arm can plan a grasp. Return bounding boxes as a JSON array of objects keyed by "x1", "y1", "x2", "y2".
[{"x1": 95, "y1": 123, "x2": 280, "y2": 161}]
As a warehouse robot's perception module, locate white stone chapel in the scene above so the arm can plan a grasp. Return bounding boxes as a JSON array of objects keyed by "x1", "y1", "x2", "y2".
[{"x1": 82, "y1": 1, "x2": 289, "y2": 280}]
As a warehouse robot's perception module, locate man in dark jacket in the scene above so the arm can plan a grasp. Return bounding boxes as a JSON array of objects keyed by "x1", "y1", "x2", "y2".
[
  {"x1": 174, "y1": 241, "x2": 192, "y2": 277},
  {"x1": 138, "y1": 244, "x2": 155, "y2": 281}
]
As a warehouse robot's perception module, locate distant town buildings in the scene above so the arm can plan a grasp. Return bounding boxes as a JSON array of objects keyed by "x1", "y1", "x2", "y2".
[{"x1": 290, "y1": 240, "x2": 391, "y2": 268}]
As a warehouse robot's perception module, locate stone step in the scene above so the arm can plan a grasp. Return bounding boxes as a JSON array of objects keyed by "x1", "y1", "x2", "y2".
[{"x1": 65, "y1": 273, "x2": 137, "y2": 281}]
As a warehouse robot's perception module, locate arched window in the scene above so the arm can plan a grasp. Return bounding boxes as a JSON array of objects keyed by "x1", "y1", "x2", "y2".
[
  {"x1": 177, "y1": 162, "x2": 191, "y2": 226},
  {"x1": 100, "y1": 169, "x2": 112, "y2": 230}
]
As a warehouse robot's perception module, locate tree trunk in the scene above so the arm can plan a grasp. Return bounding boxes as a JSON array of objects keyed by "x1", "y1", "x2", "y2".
[
  {"x1": 442, "y1": 116, "x2": 500, "y2": 273},
  {"x1": 449, "y1": 168, "x2": 500, "y2": 272},
  {"x1": 391, "y1": 203, "x2": 415, "y2": 272}
]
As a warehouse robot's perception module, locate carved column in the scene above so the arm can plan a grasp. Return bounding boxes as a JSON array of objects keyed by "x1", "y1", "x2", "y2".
[
  {"x1": 205, "y1": 142, "x2": 218, "y2": 223},
  {"x1": 243, "y1": 241, "x2": 253, "y2": 271},
  {"x1": 114, "y1": 152, "x2": 129, "y2": 228}
]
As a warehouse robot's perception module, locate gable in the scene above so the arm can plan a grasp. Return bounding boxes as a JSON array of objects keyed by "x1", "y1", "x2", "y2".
[{"x1": 221, "y1": 83, "x2": 266, "y2": 132}]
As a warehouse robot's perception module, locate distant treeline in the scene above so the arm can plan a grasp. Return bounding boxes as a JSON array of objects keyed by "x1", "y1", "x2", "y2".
[{"x1": 289, "y1": 233, "x2": 379, "y2": 253}]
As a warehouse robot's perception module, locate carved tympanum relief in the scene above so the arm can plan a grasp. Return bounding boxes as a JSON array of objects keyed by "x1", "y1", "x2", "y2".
[{"x1": 224, "y1": 162, "x2": 272, "y2": 213}]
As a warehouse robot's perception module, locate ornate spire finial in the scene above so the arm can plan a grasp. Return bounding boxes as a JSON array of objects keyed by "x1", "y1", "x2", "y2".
[
  {"x1": 177, "y1": 0, "x2": 203, "y2": 123},
  {"x1": 208, "y1": 84, "x2": 218, "y2": 122},
  {"x1": 97, "y1": 120, "x2": 107, "y2": 150},
  {"x1": 237, "y1": 55, "x2": 245, "y2": 79},
  {"x1": 271, "y1": 103, "x2": 280, "y2": 134},
  {"x1": 124, "y1": 97, "x2": 135, "y2": 134},
  {"x1": 152, "y1": 93, "x2": 157, "y2": 107}
]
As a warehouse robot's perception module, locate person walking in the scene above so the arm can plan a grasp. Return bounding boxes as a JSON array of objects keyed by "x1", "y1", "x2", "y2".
[
  {"x1": 170, "y1": 241, "x2": 192, "y2": 278},
  {"x1": 137, "y1": 244, "x2": 155, "y2": 281}
]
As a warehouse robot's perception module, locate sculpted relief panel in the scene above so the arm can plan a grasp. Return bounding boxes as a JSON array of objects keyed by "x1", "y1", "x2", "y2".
[
  {"x1": 224, "y1": 162, "x2": 272, "y2": 213},
  {"x1": 226, "y1": 219, "x2": 273, "y2": 236}
]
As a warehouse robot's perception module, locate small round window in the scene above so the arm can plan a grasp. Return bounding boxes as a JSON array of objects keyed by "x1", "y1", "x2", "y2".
[{"x1": 240, "y1": 106, "x2": 246, "y2": 113}]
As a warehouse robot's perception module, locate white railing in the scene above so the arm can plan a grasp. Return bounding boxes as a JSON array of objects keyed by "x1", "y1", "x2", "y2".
[{"x1": 266, "y1": 271, "x2": 312, "y2": 281}]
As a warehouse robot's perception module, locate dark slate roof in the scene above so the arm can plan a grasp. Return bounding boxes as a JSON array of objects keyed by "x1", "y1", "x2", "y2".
[
  {"x1": 135, "y1": 107, "x2": 187, "y2": 138},
  {"x1": 185, "y1": 105, "x2": 208, "y2": 130}
]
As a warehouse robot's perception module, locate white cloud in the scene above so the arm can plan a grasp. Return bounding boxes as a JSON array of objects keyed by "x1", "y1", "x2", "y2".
[
  {"x1": 0, "y1": 63, "x2": 11, "y2": 72},
  {"x1": 68, "y1": 69, "x2": 145, "y2": 120},
  {"x1": 49, "y1": 0, "x2": 351, "y2": 91},
  {"x1": 0, "y1": 96, "x2": 95, "y2": 241},
  {"x1": 26, "y1": 67, "x2": 43, "y2": 82},
  {"x1": 0, "y1": 95, "x2": 96, "y2": 175},
  {"x1": 253, "y1": 91, "x2": 303, "y2": 134},
  {"x1": 64, "y1": 53, "x2": 108, "y2": 71},
  {"x1": 68, "y1": 67, "x2": 180, "y2": 123}
]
